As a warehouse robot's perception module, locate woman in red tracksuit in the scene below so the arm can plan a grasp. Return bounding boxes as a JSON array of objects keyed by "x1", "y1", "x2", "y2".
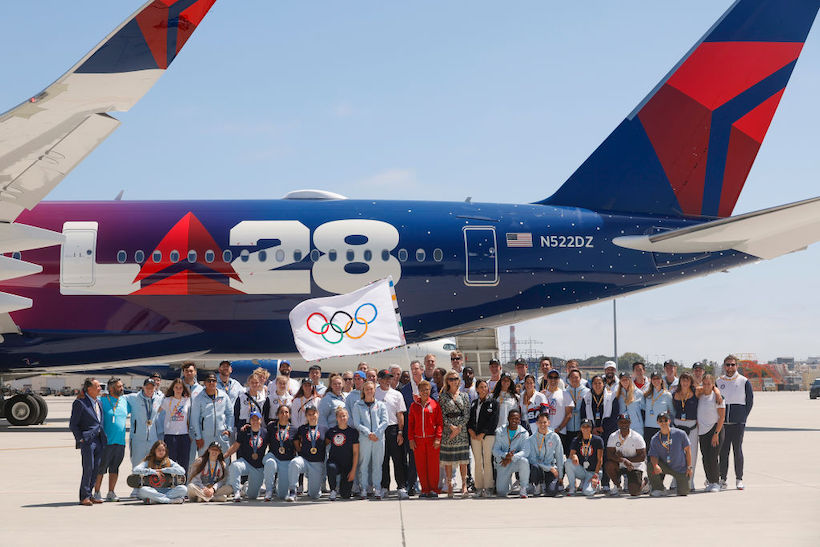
[{"x1": 408, "y1": 380, "x2": 443, "y2": 498}]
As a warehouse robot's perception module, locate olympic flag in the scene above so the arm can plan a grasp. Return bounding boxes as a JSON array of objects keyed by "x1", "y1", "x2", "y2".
[{"x1": 288, "y1": 277, "x2": 406, "y2": 361}]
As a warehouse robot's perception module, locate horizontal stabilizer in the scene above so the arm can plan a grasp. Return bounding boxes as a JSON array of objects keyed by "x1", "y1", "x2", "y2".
[
  {"x1": 0, "y1": 255, "x2": 42, "y2": 282},
  {"x1": 612, "y1": 196, "x2": 820, "y2": 260}
]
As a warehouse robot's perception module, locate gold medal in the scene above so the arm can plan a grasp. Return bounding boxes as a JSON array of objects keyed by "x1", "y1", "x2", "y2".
[
  {"x1": 279, "y1": 446, "x2": 285, "y2": 455},
  {"x1": 252, "y1": 453, "x2": 258, "y2": 460},
  {"x1": 310, "y1": 447, "x2": 318, "y2": 455},
  {"x1": 146, "y1": 420, "x2": 152, "y2": 426}
]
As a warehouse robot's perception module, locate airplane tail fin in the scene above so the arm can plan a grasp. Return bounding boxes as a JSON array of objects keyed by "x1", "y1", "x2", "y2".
[{"x1": 540, "y1": 0, "x2": 820, "y2": 218}]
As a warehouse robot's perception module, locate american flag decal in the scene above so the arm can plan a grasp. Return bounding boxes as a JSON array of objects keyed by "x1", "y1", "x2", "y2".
[{"x1": 506, "y1": 232, "x2": 533, "y2": 247}]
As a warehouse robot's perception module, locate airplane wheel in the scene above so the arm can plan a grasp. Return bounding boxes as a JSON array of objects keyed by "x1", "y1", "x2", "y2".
[
  {"x1": 5, "y1": 394, "x2": 39, "y2": 426},
  {"x1": 31, "y1": 394, "x2": 48, "y2": 424}
]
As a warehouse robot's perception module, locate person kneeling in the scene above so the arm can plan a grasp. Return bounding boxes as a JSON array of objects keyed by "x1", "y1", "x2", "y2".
[
  {"x1": 605, "y1": 414, "x2": 647, "y2": 497},
  {"x1": 648, "y1": 412, "x2": 692, "y2": 497},
  {"x1": 286, "y1": 406, "x2": 325, "y2": 502},
  {"x1": 131, "y1": 440, "x2": 187, "y2": 504},
  {"x1": 225, "y1": 411, "x2": 267, "y2": 502},
  {"x1": 527, "y1": 412, "x2": 563, "y2": 497},
  {"x1": 564, "y1": 419, "x2": 604, "y2": 497},
  {"x1": 188, "y1": 442, "x2": 233, "y2": 502},
  {"x1": 492, "y1": 409, "x2": 530, "y2": 498},
  {"x1": 326, "y1": 407, "x2": 359, "y2": 501}
]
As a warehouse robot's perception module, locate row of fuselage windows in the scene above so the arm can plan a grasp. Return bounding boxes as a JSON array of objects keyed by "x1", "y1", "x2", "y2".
[{"x1": 114, "y1": 248, "x2": 446, "y2": 264}]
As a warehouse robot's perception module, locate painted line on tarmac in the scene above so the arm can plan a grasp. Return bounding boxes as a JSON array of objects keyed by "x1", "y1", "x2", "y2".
[
  {"x1": 0, "y1": 445, "x2": 72, "y2": 451},
  {"x1": 398, "y1": 497, "x2": 407, "y2": 547}
]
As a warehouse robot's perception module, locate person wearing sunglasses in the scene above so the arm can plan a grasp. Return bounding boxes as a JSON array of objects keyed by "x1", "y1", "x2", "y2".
[{"x1": 717, "y1": 354, "x2": 753, "y2": 491}]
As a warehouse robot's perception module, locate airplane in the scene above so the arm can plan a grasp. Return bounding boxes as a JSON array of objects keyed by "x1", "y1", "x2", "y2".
[{"x1": 1, "y1": 0, "x2": 819, "y2": 426}]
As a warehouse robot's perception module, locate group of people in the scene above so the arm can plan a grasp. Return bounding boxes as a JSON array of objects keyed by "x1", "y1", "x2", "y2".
[{"x1": 68, "y1": 352, "x2": 753, "y2": 505}]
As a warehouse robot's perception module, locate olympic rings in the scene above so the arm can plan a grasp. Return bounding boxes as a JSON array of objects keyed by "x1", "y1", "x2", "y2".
[{"x1": 305, "y1": 302, "x2": 378, "y2": 343}]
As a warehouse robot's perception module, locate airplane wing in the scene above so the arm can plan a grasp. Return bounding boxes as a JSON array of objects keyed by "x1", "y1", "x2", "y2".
[
  {"x1": 612, "y1": 195, "x2": 820, "y2": 260},
  {"x1": 0, "y1": 0, "x2": 218, "y2": 222}
]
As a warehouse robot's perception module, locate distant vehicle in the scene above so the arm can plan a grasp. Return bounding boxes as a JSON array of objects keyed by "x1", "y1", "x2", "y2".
[
  {"x1": 810, "y1": 379, "x2": 820, "y2": 400},
  {"x1": 762, "y1": 378, "x2": 776, "y2": 392}
]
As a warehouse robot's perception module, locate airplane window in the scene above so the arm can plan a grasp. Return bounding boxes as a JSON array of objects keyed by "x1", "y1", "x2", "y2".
[
  {"x1": 294, "y1": 250, "x2": 303, "y2": 262},
  {"x1": 152, "y1": 251, "x2": 162, "y2": 263},
  {"x1": 170, "y1": 250, "x2": 180, "y2": 263},
  {"x1": 275, "y1": 249, "x2": 285, "y2": 262},
  {"x1": 346, "y1": 250, "x2": 355, "y2": 261},
  {"x1": 310, "y1": 249, "x2": 320, "y2": 262},
  {"x1": 240, "y1": 249, "x2": 250, "y2": 263},
  {"x1": 222, "y1": 250, "x2": 233, "y2": 262},
  {"x1": 205, "y1": 250, "x2": 215, "y2": 263},
  {"x1": 188, "y1": 250, "x2": 197, "y2": 263},
  {"x1": 433, "y1": 248, "x2": 444, "y2": 262},
  {"x1": 328, "y1": 249, "x2": 337, "y2": 262},
  {"x1": 397, "y1": 249, "x2": 408, "y2": 262},
  {"x1": 135, "y1": 250, "x2": 145, "y2": 263},
  {"x1": 416, "y1": 249, "x2": 426, "y2": 262},
  {"x1": 381, "y1": 249, "x2": 390, "y2": 261},
  {"x1": 258, "y1": 250, "x2": 267, "y2": 262},
  {"x1": 116, "y1": 250, "x2": 127, "y2": 264},
  {"x1": 363, "y1": 249, "x2": 372, "y2": 262},
  {"x1": 443, "y1": 343, "x2": 457, "y2": 350}
]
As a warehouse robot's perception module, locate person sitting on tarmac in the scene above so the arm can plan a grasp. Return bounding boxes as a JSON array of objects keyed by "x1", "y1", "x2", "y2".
[
  {"x1": 188, "y1": 442, "x2": 232, "y2": 502},
  {"x1": 224, "y1": 411, "x2": 268, "y2": 502},
  {"x1": 131, "y1": 440, "x2": 187, "y2": 504}
]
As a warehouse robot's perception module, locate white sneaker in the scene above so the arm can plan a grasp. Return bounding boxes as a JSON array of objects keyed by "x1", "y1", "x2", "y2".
[
  {"x1": 398, "y1": 488, "x2": 409, "y2": 500},
  {"x1": 170, "y1": 497, "x2": 184, "y2": 504},
  {"x1": 519, "y1": 491, "x2": 528, "y2": 499},
  {"x1": 329, "y1": 490, "x2": 337, "y2": 501},
  {"x1": 130, "y1": 488, "x2": 140, "y2": 499},
  {"x1": 285, "y1": 491, "x2": 296, "y2": 502},
  {"x1": 708, "y1": 483, "x2": 720, "y2": 493},
  {"x1": 609, "y1": 486, "x2": 620, "y2": 497},
  {"x1": 374, "y1": 488, "x2": 383, "y2": 500},
  {"x1": 233, "y1": 492, "x2": 242, "y2": 503},
  {"x1": 511, "y1": 479, "x2": 520, "y2": 491},
  {"x1": 736, "y1": 480, "x2": 745, "y2": 490},
  {"x1": 719, "y1": 479, "x2": 728, "y2": 491},
  {"x1": 92, "y1": 492, "x2": 102, "y2": 502},
  {"x1": 105, "y1": 491, "x2": 119, "y2": 502},
  {"x1": 650, "y1": 489, "x2": 664, "y2": 497}
]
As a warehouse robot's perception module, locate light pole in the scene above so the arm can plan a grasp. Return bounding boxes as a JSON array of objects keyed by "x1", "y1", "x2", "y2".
[{"x1": 613, "y1": 300, "x2": 618, "y2": 370}]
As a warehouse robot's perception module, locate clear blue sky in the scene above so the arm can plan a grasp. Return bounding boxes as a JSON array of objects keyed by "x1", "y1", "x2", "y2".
[{"x1": 1, "y1": 1, "x2": 818, "y2": 365}]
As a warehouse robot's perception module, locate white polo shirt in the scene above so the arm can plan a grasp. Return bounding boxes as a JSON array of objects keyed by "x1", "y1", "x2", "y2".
[
  {"x1": 375, "y1": 386, "x2": 406, "y2": 426},
  {"x1": 607, "y1": 428, "x2": 647, "y2": 473}
]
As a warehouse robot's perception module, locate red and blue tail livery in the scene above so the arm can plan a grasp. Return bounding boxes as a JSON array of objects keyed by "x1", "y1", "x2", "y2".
[
  {"x1": 0, "y1": 1, "x2": 819, "y2": 426},
  {"x1": 543, "y1": 0, "x2": 820, "y2": 218}
]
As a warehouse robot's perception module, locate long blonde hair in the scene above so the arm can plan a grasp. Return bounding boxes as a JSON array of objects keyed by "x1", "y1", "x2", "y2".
[
  {"x1": 615, "y1": 380, "x2": 635, "y2": 407},
  {"x1": 442, "y1": 370, "x2": 461, "y2": 397}
]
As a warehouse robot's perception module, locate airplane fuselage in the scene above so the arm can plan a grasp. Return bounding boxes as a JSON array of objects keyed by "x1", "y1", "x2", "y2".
[{"x1": 0, "y1": 198, "x2": 753, "y2": 371}]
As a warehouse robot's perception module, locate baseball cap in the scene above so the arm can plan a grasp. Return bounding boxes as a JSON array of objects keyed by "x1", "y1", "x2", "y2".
[
  {"x1": 488, "y1": 358, "x2": 500, "y2": 366},
  {"x1": 143, "y1": 378, "x2": 155, "y2": 386},
  {"x1": 663, "y1": 360, "x2": 676, "y2": 367},
  {"x1": 354, "y1": 371, "x2": 366, "y2": 379},
  {"x1": 249, "y1": 411, "x2": 263, "y2": 420},
  {"x1": 580, "y1": 419, "x2": 593, "y2": 427},
  {"x1": 546, "y1": 370, "x2": 560, "y2": 378},
  {"x1": 515, "y1": 358, "x2": 527, "y2": 366},
  {"x1": 656, "y1": 411, "x2": 672, "y2": 422},
  {"x1": 377, "y1": 369, "x2": 392, "y2": 379},
  {"x1": 204, "y1": 373, "x2": 217, "y2": 381},
  {"x1": 692, "y1": 362, "x2": 704, "y2": 370},
  {"x1": 616, "y1": 413, "x2": 631, "y2": 421},
  {"x1": 604, "y1": 361, "x2": 617, "y2": 370}
]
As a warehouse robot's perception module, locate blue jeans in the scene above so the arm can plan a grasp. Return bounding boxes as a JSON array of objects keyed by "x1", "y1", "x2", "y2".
[
  {"x1": 138, "y1": 485, "x2": 187, "y2": 503},
  {"x1": 358, "y1": 437, "x2": 385, "y2": 492},
  {"x1": 288, "y1": 458, "x2": 324, "y2": 499},
  {"x1": 263, "y1": 454, "x2": 291, "y2": 500},
  {"x1": 228, "y1": 458, "x2": 264, "y2": 499},
  {"x1": 565, "y1": 461, "x2": 597, "y2": 495},
  {"x1": 495, "y1": 457, "x2": 529, "y2": 496}
]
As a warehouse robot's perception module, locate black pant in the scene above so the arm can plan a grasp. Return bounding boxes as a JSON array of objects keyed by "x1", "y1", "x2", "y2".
[
  {"x1": 79, "y1": 436, "x2": 103, "y2": 501},
  {"x1": 719, "y1": 423, "x2": 745, "y2": 481},
  {"x1": 528, "y1": 466, "x2": 560, "y2": 496},
  {"x1": 405, "y1": 439, "x2": 417, "y2": 491},
  {"x1": 559, "y1": 432, "x2": 576, "y2": 457},
  {"x1": 699, "y1": 425, "x2": 724, "y2": 484},
  {"x1": 164, "y1": 434, "x2": 191, "y2": 473},
  {"x1": 381, "y1": 425, "x2": 407, "y2": 489},
  {"x1": 327, "y1": 461, "x2": 353, "y2": 498}
]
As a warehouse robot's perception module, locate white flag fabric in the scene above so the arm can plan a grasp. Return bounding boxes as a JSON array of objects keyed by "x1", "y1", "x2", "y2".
[{"x1": 288, "y1": 277, "x2": 406, "y2": 361}]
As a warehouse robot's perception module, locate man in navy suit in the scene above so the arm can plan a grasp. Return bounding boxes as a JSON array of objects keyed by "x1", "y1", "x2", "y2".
[{"x1": 69, "y1": 378, "x2": 107, "y2": 505}]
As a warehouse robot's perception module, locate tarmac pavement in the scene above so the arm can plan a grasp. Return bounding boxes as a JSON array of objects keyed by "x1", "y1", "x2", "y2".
[{"x1": 1, "y1": 392, "x2": 817, "y2": 545}]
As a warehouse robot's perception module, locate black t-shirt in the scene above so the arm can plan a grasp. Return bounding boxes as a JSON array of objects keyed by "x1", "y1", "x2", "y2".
[
  {"x1": 267, "y1": 423, "x2": 296, "y2": 461},
  {"x1": 236, "y1": 427, "x2": 267, "y2": 468},
  {"x1": 326, "y1": 426, "x2": 359, "y2": 469},
  {"x1": 569, "y1": 435, "x2": 604, "y2": 470},
  {"x1": 296, "y1": 424, "x2": 325, "y2": 463}
]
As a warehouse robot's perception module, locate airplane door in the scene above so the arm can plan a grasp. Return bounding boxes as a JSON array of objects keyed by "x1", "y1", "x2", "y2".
[
  {"x1": 463, "y1": 226, "x2": 498, "y2": 286},
  {"x1": 61, "y1": 222, "x2": 97, "y2": 286}
]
